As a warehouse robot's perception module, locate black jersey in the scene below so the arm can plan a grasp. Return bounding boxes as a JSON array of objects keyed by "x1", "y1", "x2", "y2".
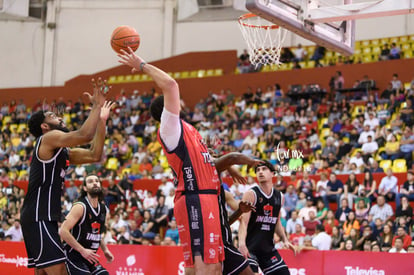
[
  {"x1": 21, "y1": 136, "x2": 69, "y2": 222},
  {"x1": 218, "y1": 184, "x2": 233, "y2": 245},
  {"x1": 246, "y1": 186, "x2": 282, "y2": 255},
  {"x1": 65, "y1": 196, "x2": 107, "y2": 253}
]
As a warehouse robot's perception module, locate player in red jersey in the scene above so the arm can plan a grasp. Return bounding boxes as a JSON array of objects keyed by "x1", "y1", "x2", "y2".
[{"x1": 118, "y1": 48, "x2": 223, "y2": 274}]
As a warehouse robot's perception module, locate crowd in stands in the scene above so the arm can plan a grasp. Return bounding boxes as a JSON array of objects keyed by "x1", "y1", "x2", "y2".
[{"x1": 0, "y1": 62, "x2": 414, "y2": 254}]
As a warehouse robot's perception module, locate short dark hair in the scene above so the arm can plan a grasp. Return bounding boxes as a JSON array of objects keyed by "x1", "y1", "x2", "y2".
[
  {"x1": 254, "y1": 160, "x2": 276, "y2": 173},
  {"x1": 316, "y1": 224, "x2": 325, "y2": 232},
  {"x1": 149, "y1": 95, "x2": 164, "y2": 122},
  {"x1": 28, "y1": 110, "x2": 46, "y2": 138}
]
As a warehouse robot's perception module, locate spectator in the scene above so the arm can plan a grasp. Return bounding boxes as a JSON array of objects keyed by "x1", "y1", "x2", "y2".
[
  {"x1": 289, "y1": 223, "x2": 306, "y2": 246},
  {"x1": 129, "y1": 220, "x2": 143, "y2": 244},
  {"x1": 361, "y1": 135, "x2": 378, "y2": 163},
  {"x1": 341, "y1": 173, "x2": 359, "y2": 207},
  {"x1": 358, "y1": 125, "x2": 376, "y2": 146},
  {"x1": 349, "y1": 151, "x2": 365, "y2": 170},
  {"x1": 391, "y1": 226, "x2": 412, "y2": 250},
  {"x1": 315, "y1": 199, "x2": 328, "y2": 221},
  {"x1": 286, "y1": 210, "x2": 304, "y2": 235},
  {"x1": 354, "y1": 198, "x2": 370, "y2": 222},
  {"x1": 104, "y1": 178, "x2": 123, "y2": 206},
  {"x1": 358, "y1": 170, "x2": 378, "y2": 203},
  {"x1": 274, "y1": 174, "x2": 287, "y2": 194},
  {"x1": 357, "y1": 226, "x2": 379, "y2": 251},
  {"x1": 298, "y1": 196, "x2": 317, "y2": 221},
  {"x1": 140, "y1": 210, "x2": 157, "y2": 240},
  {"x1": 4, "y1": 219, "x2": 23, "y2": 242},
  {"x1": 344, "y1": 238, "x2": 356, "y2": 251},
  {"x1": 153, "y1": 195, "x2": 169, "y2": 238},
  {"x1": 143, "y1": 190, "x2": 157, "y2": 215},
  {"x1": 378, "y1": 168, "x2": 398, "y2": 201},
  {"x1": 116, "y1": 225, "x2": 131, "y2": 244},
  {"x1": 303, "y1": 211, "x2": 320, "y2": 236},
  {"x1": 325, "y1": 173, "x2": 344, "y2": 205},
  {"x1": 315, "y1": 172, "x2": 329, "y2": 205},
  {"x1": 389, "y1": 237, "x2": 407, "y2": 253},
  {"x1": 395, "y1": 195, "x2": 413, "y2": 225},
  {"x1": 368, "y1": 195, "x2": 394, "y2": 227},
  {"x1": 379, "y1": 223, "x2": 394, "y2": 252},
  {"x1": 379, "y1": 43, "x2": 390, "y2": 60},
  {"x1": 164, "y1": 219, "x2": 179, "y2": 245},
  {"x1": 322, "y1": 210, "x2": 339, "y2": 235},
  {"x1": 343, "y1": 211, "x2": 360, "y2": 238},
  {"x1": 65, "y1": 179, "x2": 79, "y2": 202},
  {"x1": 397, "y1": 127, "x2": 414, "y2": 167},
  {"x1": 335, "y1": 198, "x2": 352, "y2": 225},
  {"x1": 380, "y1": 134, "x2": 400, "y2": 161},
  {"x1": 331, "y1": 226, "x2": 345, "y2": 250},
  {"x1": 293, "y1": 44, "x2": 307, "y2": 62},
  {"x1": 284, "y1": 185, "x2": 298, "y2": 216},
  {"x1": 312, "y1": 224, "x2": 332, "y2": 250},
  {"x1": 389, "y1": 44, "x2": 401, "y2": 60}
]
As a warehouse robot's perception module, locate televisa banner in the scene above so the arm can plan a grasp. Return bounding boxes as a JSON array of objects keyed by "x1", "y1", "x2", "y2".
[{"x1": 1, "y1": 242, "x2": 413, "y2": 275}]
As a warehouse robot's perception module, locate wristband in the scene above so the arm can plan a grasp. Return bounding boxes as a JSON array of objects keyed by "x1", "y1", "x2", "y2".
[{"x1": 140, "y1": 62, "x2": 147, "y2": 71}]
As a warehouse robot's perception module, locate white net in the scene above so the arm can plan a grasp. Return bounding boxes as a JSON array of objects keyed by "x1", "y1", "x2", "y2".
[{"x1": 238, "y1": 13, "x2": 288, "y2": 67}]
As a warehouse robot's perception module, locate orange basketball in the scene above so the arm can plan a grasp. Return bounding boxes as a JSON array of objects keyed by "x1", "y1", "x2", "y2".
[{"x1": 110, "y1": 25, "x2": 140, "y2": 54}]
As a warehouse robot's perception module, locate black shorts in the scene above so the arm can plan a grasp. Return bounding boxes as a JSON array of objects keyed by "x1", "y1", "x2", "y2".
[
  {"x1": 223, "y1": 244, "x2": 250, "y2": 275},
  {"x1": 248, "y1": 249, "x2": 290, "y2": 275},
  {"x1": 21, "y1": 220, "x2": 66, "y2": 269},
  {"x1": 65, "y1": 250, "x2": 108, "y2": 275}
]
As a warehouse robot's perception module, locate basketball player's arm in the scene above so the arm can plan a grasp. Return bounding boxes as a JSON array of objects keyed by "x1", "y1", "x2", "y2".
[
  {"x1": 275, "y1": 194, "x2": 297, "y2": 255},
  {"x1": 59, "y1": 204, "x2": 101, "y2": 264},
  {"x1": 100, "y1": 211, "x2": 114, "y2": 263},
  {"x1": 214, "y1": 153, "x2": 263, "y2": 173},
  {"x1": 69, "y1": 101, "x2": 115, "y2": 165},
  {"x1": 118, "y1": 49, "x2": 180, "y2": 115},
  {"x1": 225, "y1": 190, "x2": 256, "y2": 225},
  {"x1": 41, "y1": 79, "x2": 107, "y2": 151},
  {"x1": 238, "y1": 190, "x2": 255, "y2": 258}
]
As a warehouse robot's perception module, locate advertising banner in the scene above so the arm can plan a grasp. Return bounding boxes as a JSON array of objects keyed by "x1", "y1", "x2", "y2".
[{"x1": 1, "y1": 242, "x2": 413, "y2": 275}]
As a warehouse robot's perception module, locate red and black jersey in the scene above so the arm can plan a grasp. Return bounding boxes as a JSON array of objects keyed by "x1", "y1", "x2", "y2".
[{"x1": 158, "y1": 120, "x2": 220, "y2": 199}]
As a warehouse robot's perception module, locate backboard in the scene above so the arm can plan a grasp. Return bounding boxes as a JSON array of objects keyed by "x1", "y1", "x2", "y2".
[{"x1": 246, "y1": 0, "x2": 414, "y2": 56}]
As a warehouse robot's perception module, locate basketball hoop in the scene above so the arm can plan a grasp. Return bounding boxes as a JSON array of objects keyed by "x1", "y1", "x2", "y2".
[{"x1": 238, "y1": 13, "x2": 288, "y2": 67}]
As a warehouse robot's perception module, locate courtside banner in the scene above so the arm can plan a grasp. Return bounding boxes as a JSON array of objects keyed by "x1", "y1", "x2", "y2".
[
  {"x1": 323, "y1": 250, "x2": 412, "y2": 275},
  {"x1": 1, "y1": 242, "x2": 413, "y2": 274}
]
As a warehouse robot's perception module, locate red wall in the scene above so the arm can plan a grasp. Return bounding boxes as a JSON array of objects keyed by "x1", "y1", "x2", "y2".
[{"x1": 1, "y1": 51, "x2": 413, "y2": 109}]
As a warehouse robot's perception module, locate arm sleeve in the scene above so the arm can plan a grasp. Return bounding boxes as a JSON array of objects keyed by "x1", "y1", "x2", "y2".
[{"x1": 160, "y1": 107, "x2": 181, "y2": 152}]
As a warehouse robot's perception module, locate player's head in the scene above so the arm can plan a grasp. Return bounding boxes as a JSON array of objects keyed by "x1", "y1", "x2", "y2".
[
  {"x1": 149, "y1": 95, "x2": 164, "y2": 122},
  {"x1": 149, "y1": 95, "x2": 188, "y2": 122},
  {"x1": 28, "y1": 110, "x2": 69, "y2": 138},
  {"x1": 254, "y1": 160, "x2": 276, "y2": 183},
  {"x1": 81, "y1": 174, "x2": 104, "y2": 200}
]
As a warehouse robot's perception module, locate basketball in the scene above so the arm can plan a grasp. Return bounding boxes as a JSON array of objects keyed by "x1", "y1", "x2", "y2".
[{"x1": 110, "y1": 25, "x2": 140, "y2": 54}]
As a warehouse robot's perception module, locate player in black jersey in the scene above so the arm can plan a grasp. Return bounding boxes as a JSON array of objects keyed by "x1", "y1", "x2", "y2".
[
  {"x1": 238, "y1": 161, "x2": 296, "y2": 275},
  {"x1": 20, "y1": 79, "x2": 112, "y2": 275},
  {"x1": 60, "y1": 175, "x2": 114, "y2": 274},
  {"x1": 214, "y1": 152, "x2": 262, "y2": 275}
]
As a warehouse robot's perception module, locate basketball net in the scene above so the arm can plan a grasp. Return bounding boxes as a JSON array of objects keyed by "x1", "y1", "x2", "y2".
[{"x1": 238, "y1": 13, "x2": 288, "y2": 67}]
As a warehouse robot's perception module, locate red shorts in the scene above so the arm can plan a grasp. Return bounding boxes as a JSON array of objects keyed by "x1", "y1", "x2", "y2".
[{"x1": 174, "y1": 193, "x2": 224, "y2": 267}]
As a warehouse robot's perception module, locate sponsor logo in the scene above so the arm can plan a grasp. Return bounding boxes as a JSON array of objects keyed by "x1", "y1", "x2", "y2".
[
  {"x1": 344, "y1": 266, "x2": 385, "y2": 275},
  {"x1": 183, "y1": 167, "x2": 195, "y2": 190},
  {"x1": 183, "y1": 252, "x2": 191, "y2": 261},
  {"x1": 0, "y1": 254, "x2": 28, "y2": 267},
  {"x1": 193, "y1": 238, "x2": 201, "y2": 246},
  {"x1": 201, "y1": 152, "x2": 214, "y2": 165},
  {"x1": 116, "y1": 255, "x2": 144, "y2": 275},
  {"x1": 60, "y1": 168, "x2": 66, "y2": 178},
  {"x1": 86, "y1": 233, "x2": 101, "y2": 242},
  {"x1": 289, "y1": 268, "x2": 306, "y2": 275},
  {"x1": 127, "y1": 255, "x2": 136, "y2": 266},
  {"x1": 210, "y1": 233, "x2": 215, "y2": 243},
  {"x1": 91, "y1": 222, "x2": 101, "y2": 234},
  {"x1": 256, "y1": 216, "x2": 277, "y2": 224},
  {"x1": 209, "y1": 248, "x2": 216, "y2": 259},
  {"x1": 190, "y1": 206, "x2": 199, "y2": 229},
  {"x1": 209, "y1": 212, "x2": 214, "y2": 219},
  {"x1": 263, "y1": 204, "x2": 273, "y2": 216},
  {"x1": 178, "y1": 261, "x2": 185, "y2": 275}
]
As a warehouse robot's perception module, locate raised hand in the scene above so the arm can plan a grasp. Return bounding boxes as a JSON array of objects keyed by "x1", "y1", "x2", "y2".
[
  {"x1": 228, "y1": 166, "x2": 247, "y2": 185},
  {"x1": 83, "y1": 77, "x2": 109, "y2": 107},
  {"x1": 239, "y1": 201, "x2": 256, "y2": 213},
  {"x1": 118, "y1": 47, "x2": 146, "y2": 73},
  {"x1": 100, "y1": 101, "x2": 116, "y2": 122}
]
